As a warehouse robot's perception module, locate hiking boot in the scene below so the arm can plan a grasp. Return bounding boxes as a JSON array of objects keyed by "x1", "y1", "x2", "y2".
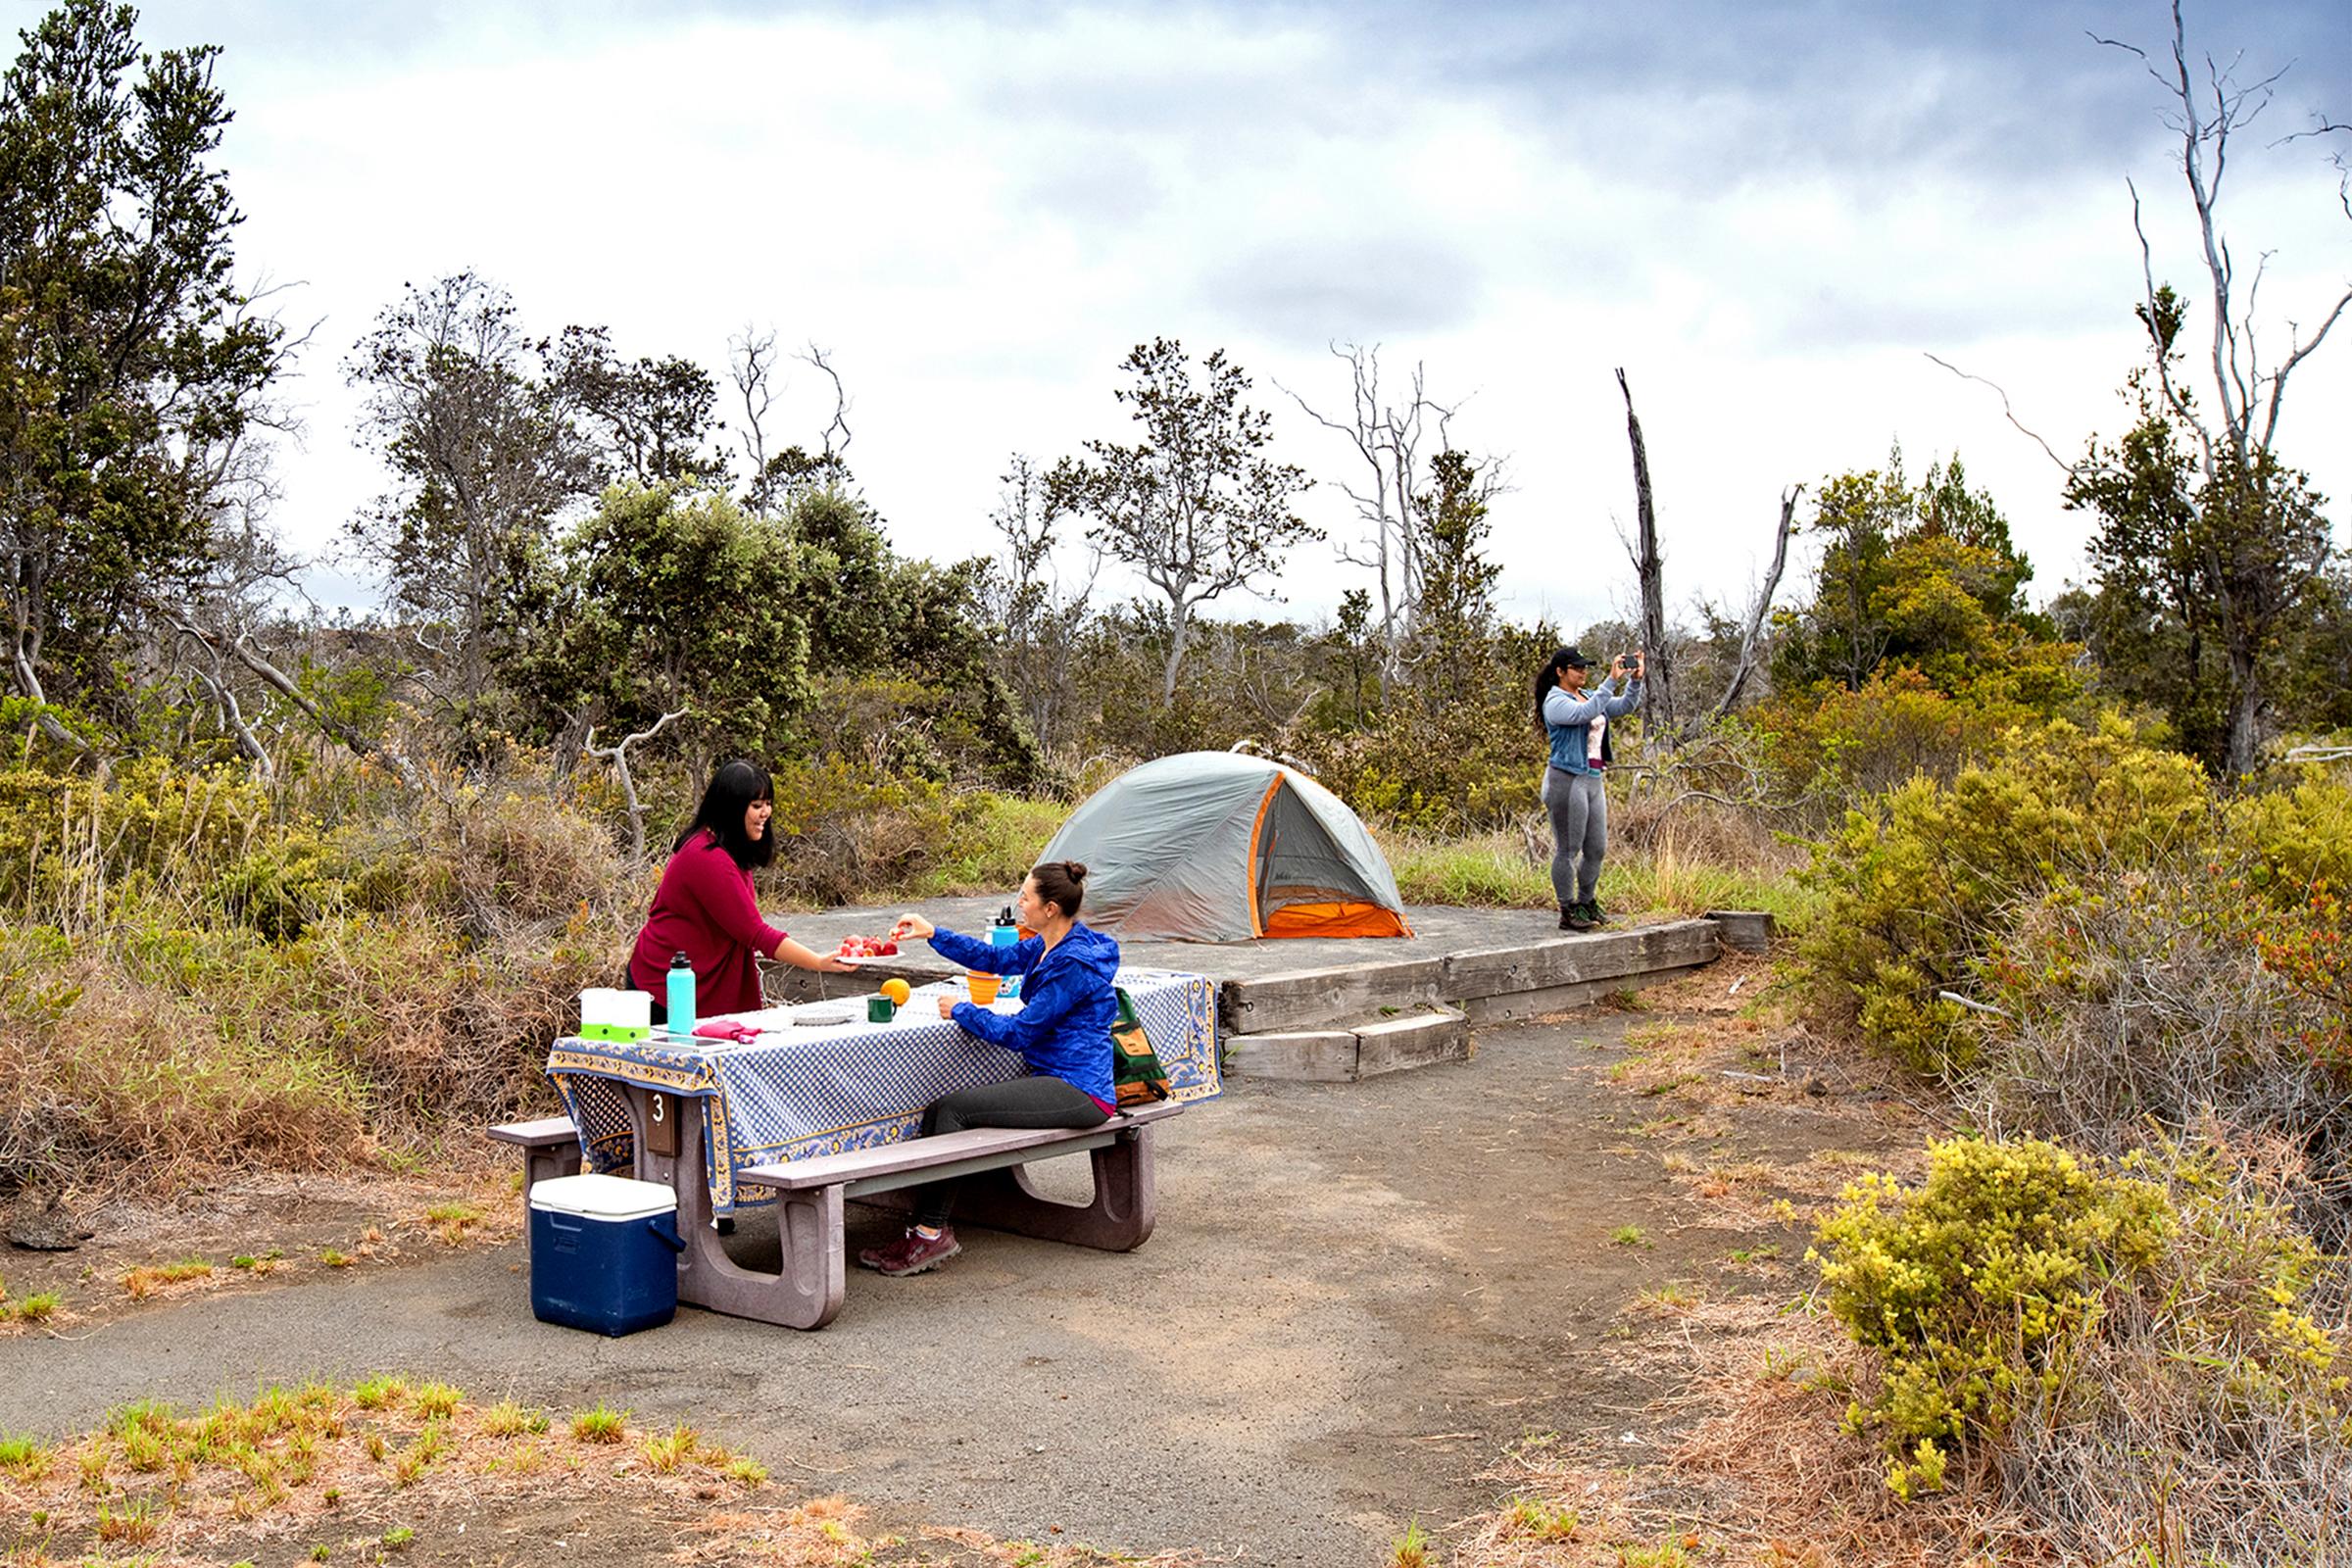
[
  {"x1": 1561, "y1": 905, "x2": 1596, "y2": 933},
  {"x1": 856, "y1": 1225, "x2": 960, "y2": 1277},
  {"x1": 1580, "y1": 901, "x2": 1612, "y2": 928}
]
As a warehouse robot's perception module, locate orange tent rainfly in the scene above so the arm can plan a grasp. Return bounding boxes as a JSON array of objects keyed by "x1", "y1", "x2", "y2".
[{"x1": 1038, "y1": 752, "x2": 1412, "y2": 943}]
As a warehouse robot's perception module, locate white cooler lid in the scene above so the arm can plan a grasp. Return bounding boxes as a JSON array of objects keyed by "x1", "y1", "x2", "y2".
[{"x1": 528, "y1": 1172, "x2": 677, "y2": 1221}]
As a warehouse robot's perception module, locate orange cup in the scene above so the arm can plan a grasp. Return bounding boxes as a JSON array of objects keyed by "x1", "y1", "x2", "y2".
[{"x1": 965, "y1": 971, "x2": 1002, "y2": 1005}]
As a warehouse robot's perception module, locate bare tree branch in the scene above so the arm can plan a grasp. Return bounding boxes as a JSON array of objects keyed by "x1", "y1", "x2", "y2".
[
  {"x1": 185, "y1": 657, "x2": 273, "y2": 781},
  {"x1": 586, "y1": 707, "x2": 688, "y2": 859},
  {"x1": 1614, "y1": 368, "x2": 1673, "y2": 731},
  {"x1": 1280, "y1": 344, "x2": 1491, "y2": 696},
  {"x1": 153, "y1": 598, "x2": 425, "y2": 792},
  {"x1": 798, "y1": 342, "x2": 852, "y2": 463},
  {"x1": 1923, "y1": 354, "x2": 2073, "y2": 471},
  {"x1": 7, "y1": 622, "x2": 88, "y2": 753},
  {"x1": 729, "y1": 325, "x2": 778, "y2": 513}
]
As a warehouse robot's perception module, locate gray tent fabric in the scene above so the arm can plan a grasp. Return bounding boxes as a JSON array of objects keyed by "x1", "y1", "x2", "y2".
[{"x1": 1039, "y1": 752, "x2": 1409, "y2": 942}]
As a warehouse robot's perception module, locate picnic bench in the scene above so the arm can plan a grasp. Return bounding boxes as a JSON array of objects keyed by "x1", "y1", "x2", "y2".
[
  {"x1": 487, "y1": 1114, "x2": 583, "y2": 1188},
  {"x1": 486, "y1": 1115, "x2": 582, "y2": 1259},
  {"x1": 490, "y1": 1097, "x2": 1182, "y2": 1330}
]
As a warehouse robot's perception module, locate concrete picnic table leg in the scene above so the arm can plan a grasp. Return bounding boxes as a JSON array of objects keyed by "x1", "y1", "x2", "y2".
[
  {"x1": 623, "y1": 1084, "x2": 846, "y2": 1331},
  {"x1": 926, "y1": 1121, "x2": 1159, "y2": 1252}
]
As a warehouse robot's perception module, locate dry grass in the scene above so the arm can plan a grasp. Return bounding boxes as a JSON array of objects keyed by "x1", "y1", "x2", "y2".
[
  {"x1": 0, "y1": 1381, "x2": 1191, "y2": 1567},
  {"x1": 117, "y1": 1258, "x2": 214, "y2": 1301},
  {"x1": 1663, "y1": 1147, "x2": 1932, "y2": 1233},
  {"x1": 1453, "y1": 1298, "x2": 2015, "y2": 1567},
  {"x1": 0, "y1": 755, "x2": 638, "y2": 1205}
]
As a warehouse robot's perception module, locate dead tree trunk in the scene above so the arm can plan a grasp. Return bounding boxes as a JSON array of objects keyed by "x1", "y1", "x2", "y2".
[
  {"x1": 1615, "y1": 368, "x2": 1673, "y2": 731},
  {"x1": 1713, "y1": 486, "x2": 1801, "y2": 719}
]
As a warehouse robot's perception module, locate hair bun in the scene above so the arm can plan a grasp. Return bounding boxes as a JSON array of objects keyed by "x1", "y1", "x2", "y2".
[{"x1": 1065, "y1": 861, "x2": 1088, "y2": 880}]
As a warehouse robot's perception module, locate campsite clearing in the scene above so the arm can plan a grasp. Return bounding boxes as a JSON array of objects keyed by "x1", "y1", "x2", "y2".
[{"x1": 0, "y1": 957, "x2": 1914, "y2": 1566}]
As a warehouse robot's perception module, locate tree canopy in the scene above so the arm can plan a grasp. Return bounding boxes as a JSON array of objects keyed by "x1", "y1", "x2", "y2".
[{"x1": 0, "y1": 0, "x2": 283, "y2": 737}]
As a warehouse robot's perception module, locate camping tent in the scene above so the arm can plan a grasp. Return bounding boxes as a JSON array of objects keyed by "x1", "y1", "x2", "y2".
[{"x1": 1039, "y1": 752, "x2": 1412, "y2": 942}]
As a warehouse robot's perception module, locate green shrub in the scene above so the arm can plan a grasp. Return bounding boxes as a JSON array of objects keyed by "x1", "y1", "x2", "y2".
[
  {"x1": 1755, "y1": 663, "x2": 2091, "y2": 810},
  {"x1": 1300, "y1": 682, "x2": 1542, "y2": 834},
  {"x1": 907, "y1": 792, "x2": 1063, "y2": 898},
  {"x1": 1758, "y1": 668, "x2": 1983, "y2": 807},
  {"x1": 2230, "y1": 772, "x2": 2352, "y2": 898},
  {"x1": 762, "y1": 757, "x2": 957, "y2": 907},
  {"x1": 1814, "y1": 1135, "x2": 2350, "y2": 1512},
  {"x1": 0, "y1": 755, "x2": 640, "y2": 1199},
  {"x1": 0, "y1": 758, "x2": 276, "y2": 916},
  {"x1": 1812, "y1": 1136, "x2": 2173, "y2": 1496},
  {"x1": 1800, "y1": 714, "x2": 2210, "y2": 1072},
  {"x1": 210, "y1": 830, "x2": 350, "y2": 941},
  {"x1": 1818, "y1": 1136, "x2": 2352, "y2": 1556}
]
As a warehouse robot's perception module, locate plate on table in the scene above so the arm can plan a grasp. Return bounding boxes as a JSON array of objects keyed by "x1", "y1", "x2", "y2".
[{"x1": 789, "y1": 1000, "x2": 865, "y2": 1027}]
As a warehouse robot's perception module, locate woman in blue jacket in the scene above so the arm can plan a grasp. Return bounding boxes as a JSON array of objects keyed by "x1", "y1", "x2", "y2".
[
  {"x1": 1536, "y1": 645, "x2": 1644, "y2": 932},
  {"x1": 858, "y1": 859, "x2": 1118, "y2": 1277}
]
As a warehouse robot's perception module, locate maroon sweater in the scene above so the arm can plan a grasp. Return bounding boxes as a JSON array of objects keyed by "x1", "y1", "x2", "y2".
[{"x1": 628, "y1": 831, "x2": 788, "y2": 1016}]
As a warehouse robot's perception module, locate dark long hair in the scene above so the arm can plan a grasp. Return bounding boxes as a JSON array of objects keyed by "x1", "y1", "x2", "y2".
[
  {"x1": 678, "y1": 759, "x2": 776, "y2": 869},
  {"x1": 1531, "y1": 648, "x2": 1583, "y2": 733},
  {"x1": 1029, "y1": 859, "x2": 1088, "y2": 919}
]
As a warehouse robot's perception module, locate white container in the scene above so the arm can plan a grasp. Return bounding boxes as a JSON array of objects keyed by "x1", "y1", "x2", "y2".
[{"x1": 578, "y1": 988, "x2": 653, "y2": 1042}]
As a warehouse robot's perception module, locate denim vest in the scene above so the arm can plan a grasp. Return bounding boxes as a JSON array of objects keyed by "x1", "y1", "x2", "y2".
[{"x1": 1544, "y1": 678, "x2": 1642, "y2": 774}]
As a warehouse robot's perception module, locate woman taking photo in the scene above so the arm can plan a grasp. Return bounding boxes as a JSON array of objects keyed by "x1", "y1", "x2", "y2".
[
  {"x1": 858, "y1": 860, "x2": 1118, "y2": 1277},
  {"x1": 628, "y1": 759, "x2": 854, "y2": 1018},
  {"x1": 1535, "y1": 646, "x2": 1644, "y2": 933}
]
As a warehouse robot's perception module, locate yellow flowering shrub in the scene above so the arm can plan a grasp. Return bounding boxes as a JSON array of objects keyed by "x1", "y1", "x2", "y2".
[
  {"x1": 1815, "y1": 1136, "x2": 2349, "y2": 1502},
  {"x1": 1811, "y1": 1136, "x2": 2171, "y2": 1496}
]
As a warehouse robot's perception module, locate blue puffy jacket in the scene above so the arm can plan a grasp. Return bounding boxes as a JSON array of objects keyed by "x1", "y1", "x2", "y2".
[{"x1": 928, "y1": 922, "x2": 1119, "y2": 1104}]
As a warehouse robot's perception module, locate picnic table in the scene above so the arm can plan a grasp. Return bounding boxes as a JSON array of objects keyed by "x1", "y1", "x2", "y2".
[
  {"x1": 519, "y1": 966, "x2": 1220, "y2": 1328},
  {"x1": 547, "y1": 965, "x2": 1220, "y2": 1212}
]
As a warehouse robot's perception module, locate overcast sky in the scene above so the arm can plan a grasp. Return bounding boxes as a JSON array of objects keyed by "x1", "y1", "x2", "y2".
[{"x1": 111, "y1": 0, "x2": 2352, "y2": 635}]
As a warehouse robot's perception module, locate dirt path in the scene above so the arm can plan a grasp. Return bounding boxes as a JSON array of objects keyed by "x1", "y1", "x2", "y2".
[{"x1": 1, "y1": 965, "x2": 1914, "y2": 1564}]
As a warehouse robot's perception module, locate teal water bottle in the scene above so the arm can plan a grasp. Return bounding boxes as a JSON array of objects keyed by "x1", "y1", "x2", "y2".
[
  {"x1": 992, "y1": 904, "x2": 1020, "y2": 998},
  {"x1": 666, "y1": 952, "x2": 696, "y2": 1038}
]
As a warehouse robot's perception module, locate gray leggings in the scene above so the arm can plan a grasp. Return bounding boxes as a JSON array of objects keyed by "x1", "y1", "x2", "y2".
[
  {"x1": 1542, "y1": 766, "x2": 1608, "y2": 907},
  {"x1": 913, "y1": 1075, "x2": 1108, "y2": 1226}
]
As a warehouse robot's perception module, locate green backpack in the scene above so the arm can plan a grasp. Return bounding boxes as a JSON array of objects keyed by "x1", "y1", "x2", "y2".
[{"x1": 1109, "y1": 986, "x2": 1173, "y2": 1109}]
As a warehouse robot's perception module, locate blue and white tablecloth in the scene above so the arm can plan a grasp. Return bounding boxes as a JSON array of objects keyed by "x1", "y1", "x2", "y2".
[{"x1": 547, "y1": 966, "x2": 1220, "y2": 1215}]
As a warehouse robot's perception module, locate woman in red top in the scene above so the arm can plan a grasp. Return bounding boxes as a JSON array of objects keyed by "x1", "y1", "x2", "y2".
[{"x1": 629, "y1": 760, "x2": 852, "y2": 1017}]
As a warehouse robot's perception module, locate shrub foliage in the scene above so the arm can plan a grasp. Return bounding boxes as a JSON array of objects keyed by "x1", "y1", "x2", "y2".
[
  {"x1": 1814, "y1": 1135, "x2": 2347, "y2": 1532},
  {"x1": 1799, "y1": 715, "x2": 2209, "y2": 1072}
]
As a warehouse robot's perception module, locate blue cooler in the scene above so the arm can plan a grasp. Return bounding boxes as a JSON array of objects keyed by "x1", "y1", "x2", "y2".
[{"x1": 528, "y1": 1173, "x2": 687, "y2": 1336}]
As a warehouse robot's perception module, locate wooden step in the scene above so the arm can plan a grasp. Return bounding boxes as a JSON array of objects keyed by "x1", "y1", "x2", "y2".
[
  {"x1": 1447, "y1": 918, "x2": 1721, "y2": 1023},
  {"x1": 1218, "y1": 956, "x2": 1446, "y2": 1036},
  {"x1": 1225, "y1": 1005, "x2": 1468, "y2": 1083},
  {"x1": 1223, "y1": 918, "x2": 1719, "y2": 1034},
  {"x1": 1704, "y1": 908, "x2": 1775, "y2": 953}
]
